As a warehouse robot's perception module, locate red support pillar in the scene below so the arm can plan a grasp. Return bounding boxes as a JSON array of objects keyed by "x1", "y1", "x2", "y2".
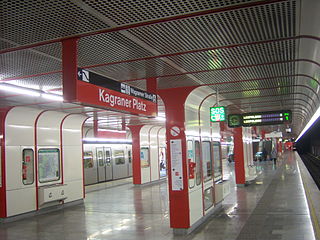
[
  {"x1": 128, "y1": 125, "x2": 144, "y2": 185},
  {"x1": 146, "y1": 77, "x2": 158, "y2": 114},
  {"x1": 261, "y1": 130, "x2": 266, "y2": 139},
  {"x1": 158, "y1": 86, "x2": 197, "y2": 229},
  {"x1": 62, "y1": 38, "x2": 79, "y2": 102},
  {"x1": 121, "y1": 117, "x2": 126, "y2": 131},
  {"x1": 146, "y1": 77, "x2": 157, "y2": 93},
  {"x1": 93, "y1": 112, "x2": 98, "y2": 138},
  {"x1": 234, "y1": 127, "x2": 246, "y2": 185},
  {"x1": 0, "y1": 108, "x2": 10, "y2": 218}
]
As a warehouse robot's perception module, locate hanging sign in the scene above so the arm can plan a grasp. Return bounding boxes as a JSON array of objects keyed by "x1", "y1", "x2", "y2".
[
  {"x1": 210, "y1": 106, "x2": 226, "y2": 122},
  {"x1": 170, "y1": 139, "x2": 183, "y2": 191},
  {"x1": 228, "y1": 110, "x2": 292, "y2": 128},
  {"x1": 71, "y1": 69, "x2": 157, "y2": 117}
]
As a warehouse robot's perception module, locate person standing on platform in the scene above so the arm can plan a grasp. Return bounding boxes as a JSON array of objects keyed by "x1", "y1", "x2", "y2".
[
  {"x1": 271, "y1": 148, "x2": 277, "y2": 165},
  {"x1": 262, "y1": 148, "x2": 267, "y2": 161}
]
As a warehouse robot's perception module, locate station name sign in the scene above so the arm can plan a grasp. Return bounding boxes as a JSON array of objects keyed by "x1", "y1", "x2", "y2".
[
  {"x1": 73, "y1": 69, "x2": 157, "y2": 117},
  {"x1": 228, "y1": 110, "x2": 292, "y2": 128}
]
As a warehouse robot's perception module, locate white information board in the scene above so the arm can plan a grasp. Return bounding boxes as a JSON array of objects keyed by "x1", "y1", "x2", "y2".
[{"x1": 170, "y1": 139, "x2": 183, "y2": 191}]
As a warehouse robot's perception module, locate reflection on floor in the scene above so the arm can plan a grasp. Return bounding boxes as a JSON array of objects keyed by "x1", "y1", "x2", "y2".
[{"x1": 0, "y1": 151, "x2": 316, "y2": 240}]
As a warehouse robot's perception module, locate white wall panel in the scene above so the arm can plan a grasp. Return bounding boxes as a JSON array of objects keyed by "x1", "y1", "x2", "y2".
[
  {"x1": 189, "y1": 189, "x2": 203, "y2": 225},
  {"x1": 5, "y1": 107, "x2": 40, "y2": 216},
  {"x1": 6, "y1": 188, "x2": 37, "y2": 217},
  {"x1": 5, "y1": 107, "x2": 41, "y2": 146},
  {"x1": 62, "y1": 115, "x2": 86, "y2": 202},
  {"x1": 150, "y1": 126, "x2": 161, "y2": 182},
  {"x1": 140, "y1": 125, "x2": 151, "y2": 184},
  {"x1": 63, "y1": 180, "x2": 83, "y2": 203},
  {"x1": 37, "y1": 111, "x2": 67, "y2": 146}
]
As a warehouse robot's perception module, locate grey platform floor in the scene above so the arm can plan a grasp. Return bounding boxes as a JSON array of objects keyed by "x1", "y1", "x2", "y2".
[{"x1": 0, "y1": 151, "x2": 317, "y2": 240}]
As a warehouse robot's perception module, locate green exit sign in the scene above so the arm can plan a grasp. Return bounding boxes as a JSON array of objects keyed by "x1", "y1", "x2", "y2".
[{"x1": 210, "y1": 106, "x2": 226, "y2": 122}]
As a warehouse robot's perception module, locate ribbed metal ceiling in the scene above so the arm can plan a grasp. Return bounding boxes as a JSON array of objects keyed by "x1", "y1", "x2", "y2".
[{"x1": 0, "y1": 0, "x2": 315, "y2": 135}]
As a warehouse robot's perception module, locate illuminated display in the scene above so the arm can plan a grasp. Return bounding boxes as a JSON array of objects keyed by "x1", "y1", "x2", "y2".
[
  {"x1": 228, "y1": 114, "x2": 242, "y2": 128},
  {"x1": 210, "y1": 107, "x2": 226, "y2": 122},
  {"x1": 228, "y1": 110, "x2": 292, "y2": 128}
]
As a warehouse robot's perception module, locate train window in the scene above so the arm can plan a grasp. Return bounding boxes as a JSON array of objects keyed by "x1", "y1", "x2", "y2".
[
  {"x1": 105, "y1": 150, "x2": 111, "y2": 158},
  {"x1": 22, "y1": 149, "x2": 34, "y2": 185},
  {"x1": 140, "y1": 147, "x2": 150, "y2": 168},
  {"x1": 128, "y1": 150, "x2": 132, "y2": 163},
  {"x1": 84, "y1": 151, "x2": 94, "y2": 168},
  {"x1": 204, "y1": 187, "x2": 214, "y2": 210},
  {"x1": 38, "y1": 148, "x2": 60, "y2": 183},
  {"x1": 114, "y1": 150, "x2": 125, "y2": 165},
  {"x1": 97, "y1": 150, "x2": 105, "y2": 167},
  {"x1": 187, "y1": 140, "x2": 195, "y2": 189},
  {"x1": 212, "y1": 142, "x2": 222, "y2": 182},
  {"x1": 201, "y1": 141, "x2": 212, "y2": 182},
  {"x1": 195, "y1": 141, "x2": 202, "y2": 186},
  {"x1": 105, "y1": 149, "x2": 111, "y2": 166}
]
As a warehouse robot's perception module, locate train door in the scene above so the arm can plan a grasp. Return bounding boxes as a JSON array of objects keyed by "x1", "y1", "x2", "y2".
[
  {"x1": 212, "y1": 142, "x2": 222, "y2": 183},
  {"x1": 105, "y1": 147, "x2": 113, "y2": 181},
  {"x1": 83, "y1": 146, "x2": 98, "y2": 185},
  {"x1": 128, "y1": 149, "x2": 132, "y2": 176},
  {"x1": 96, "y1": 147, "x2": 106, "y2": 182},
  {"x1": 201, "y1": 141, "x2": 214, "y2": 211},
  {"x1": 112, "y1": 149, "x2": 127, "y2": 179}
]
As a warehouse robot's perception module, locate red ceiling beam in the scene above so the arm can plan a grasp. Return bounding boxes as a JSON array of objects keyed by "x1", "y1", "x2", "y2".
[
  {"x1": 219, "y1": 92, "x2": 316, "y2": 111},
  {"x1": 0, "y1": 0, "x2": 288, "y2": 55},
  {"x1": 3, "y1": 35, "x2": 320, "y2": 81},
  {"x1": 228, "y1": 104, "x2": 309, "y2": 118},
  {"x1": 219, "y1": 84, "x2": 319, "y2": 101},
  {"x1": 121, "y1": 59, "x2": 320, "y2": 82},
  {"x1": 226, "y1": 98, "x2": 313, "y2": 112},
  {"x1": 80, "y1": 35, "x2": 320, "y2": 70}
]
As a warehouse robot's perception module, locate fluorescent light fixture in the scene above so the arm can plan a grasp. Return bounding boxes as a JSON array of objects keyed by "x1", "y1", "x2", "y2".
[
  {"x1": 41, "y1": 93, "x2": 63, "y2": 101},
  {"x1": 155, "y1": 116, "x2": 166, "y2": 121},
  {"x1": 98, "y1": 129, "x2": 126, "y2": 133},
  {"x1": 8, "y1": 124, "x2": 32, "y2": 129},
  {"x1": 83, "y1": 137, "x2": 132, "y2": 144},
  {"x1": 296, "y1": 106, "x2": 320, "y2": 142},
  {"x1": 0, "y1": 84, "x2": 40, "y2": 97},
  {"x1": 0, "y1": 83, "x2": 64, "y2": 102},
  {"x1": 158, "y1": 112, "x2": 166, "y2": 117}
]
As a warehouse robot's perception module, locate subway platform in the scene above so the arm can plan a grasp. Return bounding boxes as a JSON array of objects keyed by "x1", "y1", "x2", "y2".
[{"x1": 0, "y1": 152, "x2": 318, "y2": 240}]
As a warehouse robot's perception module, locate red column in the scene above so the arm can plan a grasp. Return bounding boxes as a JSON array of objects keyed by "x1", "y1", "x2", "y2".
[
  {"x1": 121, "y1": 117, "x2": 126, "y2": 131},
  {"x1": 146, "y1": 77, "x2": 158, "y2": 113},
  {"x1": 278, "y1": 140, "x2": 283, "y2": 153},
  {"x1": 0, "y1": 108, "x2": 10, "y2": 218},
  {"x1": 146, "y1": 77, "x2": 157, "y2": 93},
  {"x1": 93, "y1": 112, "x2": 98, "y2": 138},
  {"x1": 158, "y1": 86, "x2": 196, "y2": 229},
  {"x1": 62, "y1": 38, "x2": 78, "y2": 102},
  {"x1": 234, "y1": 127, "x2": 245, "y2": 185},
  {"x1": 261, "y1": 130, "x2": 266, "y2": 139},
  {"x1": 128, "y1": 125, "x2": 144, "y2": 184}
]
